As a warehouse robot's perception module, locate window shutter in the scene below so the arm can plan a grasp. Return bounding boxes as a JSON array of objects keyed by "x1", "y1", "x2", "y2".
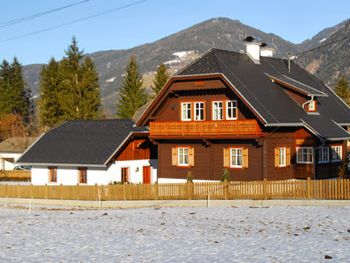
[
  {"x1": 223, "y1": 148, "x2": 230, "y2": 167},
  {"x1": 171, "y1": 147, "x2": 178, "y2": 166},
  {"x1": 243, "y1": 148, "x2": 249, "y2": 168},
  {"x1": 286, "y1": 147, "x2": 291, "y2": 166},
  {"x1": 189, "y1": 147, "x2": 195, "y2": 166},
  {"x1": 274, "y1": 147, "x2": 279, "y2": 168}
]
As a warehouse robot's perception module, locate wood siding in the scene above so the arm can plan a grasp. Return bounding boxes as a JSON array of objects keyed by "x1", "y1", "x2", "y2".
[{"x1": 116, "y1": 138, "x2": 157, "y2": 161}]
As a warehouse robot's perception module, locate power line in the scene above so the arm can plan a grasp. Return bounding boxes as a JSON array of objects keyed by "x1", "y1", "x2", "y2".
[
  {"x1": 0, "y1": 0, "x2": 147, "y2": 44},
  {"x1": 294, "y1": 34, "x2": 350, "y2": 57},
  {"x1": 0, "y1": 0, "x2": 90, "y2": 29}
]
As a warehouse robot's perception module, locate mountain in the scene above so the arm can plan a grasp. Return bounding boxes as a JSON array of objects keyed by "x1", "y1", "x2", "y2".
[
  {"x1": 22, "y1": 17, "x2": 349, "y2": 116},
  {"x1": 296, "y1": 20, "x2": 350, "y2": 86}
]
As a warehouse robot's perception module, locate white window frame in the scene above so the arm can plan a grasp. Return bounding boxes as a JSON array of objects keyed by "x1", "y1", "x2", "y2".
[
  {"x1": 278, "y1": 147, "x2": 286, "y2": 167},
  {"x1": 226, "y1": 100, "x2": 237, "y2": 120},
  {"x1": 212, "y1": 101, "x2": 223, "y2": 120},
  {"x1": 296, "y1": 147, "x2": 313, "y2": 164},
  {"x1": 230, "y1": 148, "x2": 243, "y2": 168},
  {"x1": 331, "y1": 146, "x2": 342, "y2": 162},
  {"x1": 181, "y1": 102, "x2": 191, "y2": 121},
  {"x1": 194, "y1": 102, "x2": 205, "y2": 121},
  {"x1": 178, "y1": 147, "x2": 189, "y2": 167},
  {"x1": 318, "y1": 147, "x2": 329, "y2": 164}
]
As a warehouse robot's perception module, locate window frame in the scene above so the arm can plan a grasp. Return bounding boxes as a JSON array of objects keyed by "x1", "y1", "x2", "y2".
[
  {"x1": 212, "y1": 101, "x2": 223, "y2": 120},
  {"x1": 318, "y1": 147, "x2": 329, "y2": 164},
  {"x1": 296, "y1": 147, "x2": 314, "y2": 164},
  {"x1": 178, "y1": 147, "x2": 190, "y2": 167},
  {"x1": 226, "y1": 100, "x2": 238, "y2": 120},
  {"x1": 194, "y1": 102, "x2": 205, "y2": 121},
  {"x1": 230, "y1": 147, "x2": 243, "y2": 168},
  {"x1": 278, "y1": 147, "x2": 287, "y2": 167},
  {"x1": 78, "y1": 167, "x2": 87, "y2": 184},
  {"x1": 331, "y1": 145, "x2": 342, "y2": 162},
  {"x1": 181, "y1": 102, "x2": 192, "y2": 121},
  {"x1": 48, "y1": 167, "x2": 57, "y2": 183},
  {"x1": 308, "y1": 100, "x2": 316, "y2": 112},
  {"x1": 121, "y1": 167, "x2": 129, "y2": 183}
]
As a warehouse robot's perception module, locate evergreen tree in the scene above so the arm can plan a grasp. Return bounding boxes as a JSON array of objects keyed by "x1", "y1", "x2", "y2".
[
  {"x1": 0, "y1": 58, "x2": 31, "y2": 122},
  {"x1": 58, "y1": 37, "x2": 101, "y2": 121},
  {"x1": 38, "y1": 58, "x2": 61, "y2": 129},
  {"x1": 152, "y1": 63, "x2": 169, "y2": 96},
  {"x1": 335, "y1": 76, "x2": 350, "y2": 105},
  {"x1": 116, "y1": 56, "x2": 147, "y2": 118}
]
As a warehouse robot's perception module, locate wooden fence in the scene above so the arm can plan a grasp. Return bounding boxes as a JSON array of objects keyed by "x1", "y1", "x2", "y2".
[
  {"x1": 0, "y1": 171, "x2": 31, "y2": 182},
  {"x1": 0, "y1": 178, "x2": 350, "y2": 200}
]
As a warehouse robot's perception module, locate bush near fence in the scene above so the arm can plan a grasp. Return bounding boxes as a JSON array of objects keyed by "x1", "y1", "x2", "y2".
[
  {"x1": 0, "y1": 178, "x2": 350, "y2": 200},
  {"x1": 0, "y1": 171, "x2": 31, "y2": 182}
]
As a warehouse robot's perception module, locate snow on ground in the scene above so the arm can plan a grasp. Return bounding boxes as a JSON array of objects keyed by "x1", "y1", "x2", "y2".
[{"x1": 0, "y1": 206, "x2": 349, "y2": 262}]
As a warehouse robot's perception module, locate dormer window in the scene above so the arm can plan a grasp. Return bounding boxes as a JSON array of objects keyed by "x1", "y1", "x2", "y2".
[{"x1": 308, "y1": 100, "x2": 317, "y2": 112}]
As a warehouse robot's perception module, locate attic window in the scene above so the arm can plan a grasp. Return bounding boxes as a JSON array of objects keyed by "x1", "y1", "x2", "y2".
[{"x1": 308, "y1": 100, "x2": 317, "y2": 112}]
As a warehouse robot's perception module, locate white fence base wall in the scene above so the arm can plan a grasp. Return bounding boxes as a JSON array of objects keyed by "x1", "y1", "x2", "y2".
[{"x1": 31, "y1": 159, "x2": 158, "y2": 185}]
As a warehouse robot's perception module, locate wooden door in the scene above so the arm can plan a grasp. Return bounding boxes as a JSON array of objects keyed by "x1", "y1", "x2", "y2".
[{"x1": 143, "y1": 166, "x2": 151, "y2": 184}]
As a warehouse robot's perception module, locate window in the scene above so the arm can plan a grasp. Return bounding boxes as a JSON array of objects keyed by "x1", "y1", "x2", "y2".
[
  {"x1": 212, "y1": 101, "x2": 223, "y2": 120},
  {"x1": 278, "y1": 147, "x2": 286, "y2": 167},
  {"x1": 178, "y1": 147, "x2": 189, "y2": 166},
  {"x1": 296, "y1": 147, "x2": 313, "y2": 164},
  {"x1": 181, "y1": 102, "x2": 191, "y2": 121},
  {"x1": 78, "y1": 168, "x2": 87, "y2": 184},
  {"x1": 194, "y1": 102, "x2": 205, "y2": 121},
  {"x1": 308, "y1": 100, "x2": 316, "y2": 112},
  {"x1": 331, "y1": 146, "x2": 342, "y2": 162},
  {"x1": 230, "y1": 148, "x2": 243, "y2": 168},
  {"x1": 49, "y1": 167, "x2": 57, "y2": 183},
  {"x1": 318, "y1": 147, "x2": 329, "y2": 163},
  {"x1": 226, "y1": 100, "x2": 237, "y2": 120},
  {"x1": 121, "y1": 167, "x2": 129, "y2": 183}
]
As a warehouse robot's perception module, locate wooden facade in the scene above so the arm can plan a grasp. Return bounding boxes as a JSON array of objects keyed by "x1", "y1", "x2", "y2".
[
  {"x1": 115, "y1": 137, "x2": 157, "y2": 161},
  {"x1": 138, "y1": 74, "x2": 348, "y2": 182}
]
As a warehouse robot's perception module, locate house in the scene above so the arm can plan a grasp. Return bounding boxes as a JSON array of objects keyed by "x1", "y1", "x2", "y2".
[
  {"x1": 17, "y1": 119, "x2": 158, "y2": 185},
  {"x1": 136, "y1": 40, "x2": 350, "y2": 182},
  {"x1": 0, "y1": 137, "x2": 37, "y2": 170}
]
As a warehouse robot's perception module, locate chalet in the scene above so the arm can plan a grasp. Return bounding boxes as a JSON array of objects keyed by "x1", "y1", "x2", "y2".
[
  {"x1": 17, "y1": 120, "x2": 157, "y2": 185},
  {"x1": 136, "y1": 40, "x2": 350, "y2": 182}
]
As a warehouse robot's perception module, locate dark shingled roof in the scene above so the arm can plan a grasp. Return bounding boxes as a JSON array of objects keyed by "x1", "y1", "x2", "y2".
[
  {"x1": 178, "y1": 48, "x2": 350, "y2": 140},
  {"x1": 17, "y1": 119, "x2": 147, "y2": 166}
]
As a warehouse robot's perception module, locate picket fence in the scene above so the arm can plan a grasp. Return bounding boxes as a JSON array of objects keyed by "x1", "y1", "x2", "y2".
[
  {"x1": 0, "y1": 171, "x2": 31, "y2": 182},
  {"x1": 0, "y1": 178, "x2": 350, "y2": 201}
]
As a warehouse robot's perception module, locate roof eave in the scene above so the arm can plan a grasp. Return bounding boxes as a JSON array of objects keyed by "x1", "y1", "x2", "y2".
[{"x1": 15, "y1": 162, "x2": 107, "y2": 168}]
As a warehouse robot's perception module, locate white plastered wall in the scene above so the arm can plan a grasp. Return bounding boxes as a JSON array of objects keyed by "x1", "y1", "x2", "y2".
[
  {"x1": 0, "y1": 153, "x2": 21, "y2": 170},
  {"x1": 31, "y1": 159, "x2": 158, "y2": 185}
]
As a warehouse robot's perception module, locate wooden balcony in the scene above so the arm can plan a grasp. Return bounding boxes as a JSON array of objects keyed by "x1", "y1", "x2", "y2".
[{"x1": 149, "y1": 120, "x2": 262, "y2": 138}]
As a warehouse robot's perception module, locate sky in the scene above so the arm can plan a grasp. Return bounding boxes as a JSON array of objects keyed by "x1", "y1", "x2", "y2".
[{"x1": 0, "y1": 0, "x2": 349, "y2": 65}]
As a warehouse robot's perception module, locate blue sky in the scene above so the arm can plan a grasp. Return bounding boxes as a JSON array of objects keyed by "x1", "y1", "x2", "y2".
[{"x1": 0, "y1": 0, "x2": 349, "y2": 65}]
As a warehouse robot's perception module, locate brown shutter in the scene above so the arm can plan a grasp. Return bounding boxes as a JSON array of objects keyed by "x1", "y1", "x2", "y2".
[
  {"x1": 171, "y1": 147, "x2": 178, "y2": 166},
  {"x1": 243, "y1": 148, "x2": 249, "y2": 168},
  {"x1": 286, "y1": 147, "x2": 291, "y2": 166},
  {"x1": 189, "y1": 147, "x2": 195, "y2": 167},
  {"x1": 274, "y1": 147, "x2": 279, "y2": 168},
  {"x1": 223, "y1": 148, "x2": 230, "y2": 167}
]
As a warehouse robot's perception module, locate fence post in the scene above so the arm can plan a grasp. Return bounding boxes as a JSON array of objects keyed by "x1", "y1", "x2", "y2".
[
  {"x1": 59, "y1": 184, "x2": 63, "y2": 200},
  {"x1": 307, "y1": 177, "x2": 311, "y2": 199},
  {"x1": 45, "y1": 184, "x2": 48, "y2": 199},
  {"x1": 76, "y1": 184, "x2": 80, "y2": 200},
  {"x1": 224, "y1": 181, "x2": 228, "y2": 200},
  {"x1": 155, "y1": 183, "x2": 158, "y2": 200},
  {"x1": 263, "y1": 178, "x2": 267, "y2": 200},
  {"x1": 123, "y1": 183, "x2": 126, "y2": 200}
]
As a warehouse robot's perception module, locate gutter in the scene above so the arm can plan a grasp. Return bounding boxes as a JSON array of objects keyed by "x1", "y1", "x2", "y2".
[{"x1": 15, "y1": 162, "x2": 107, "y2": 168}]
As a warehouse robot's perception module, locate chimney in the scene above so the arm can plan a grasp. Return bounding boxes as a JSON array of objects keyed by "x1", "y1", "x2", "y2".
[
  {"x1": 244, "y1": 36, "x2": 261, "y2": 64},
  {"x1": 260, "y1": 43, "x2": 275, "y2": 57}
]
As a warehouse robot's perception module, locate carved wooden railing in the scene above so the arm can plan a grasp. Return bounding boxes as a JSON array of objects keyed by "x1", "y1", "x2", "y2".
[{"x1": 150, "y1": 120, "x2": 261, "y2": 137}]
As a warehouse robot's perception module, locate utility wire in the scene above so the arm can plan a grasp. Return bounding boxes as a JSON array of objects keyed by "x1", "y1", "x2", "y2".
[
  {"x1": 293, "y1": 34, "x2": 350, "y2": 57},
  {"x1": 0, "y1": 0, "x2": 147, "y2": 44},
  {"x1": 0, "y1": 0, "x2": 90, "y2": 28}
]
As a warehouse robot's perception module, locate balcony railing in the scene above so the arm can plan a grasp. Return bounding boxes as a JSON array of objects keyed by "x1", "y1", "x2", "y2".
[{"x1": 149, "y1": 120, "x2": 261, "y2": 137}]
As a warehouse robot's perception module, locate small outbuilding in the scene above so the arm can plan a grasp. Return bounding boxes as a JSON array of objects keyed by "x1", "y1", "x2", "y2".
[{"x1": 17, "y1": 119, "x2": 158, "y2": 185}]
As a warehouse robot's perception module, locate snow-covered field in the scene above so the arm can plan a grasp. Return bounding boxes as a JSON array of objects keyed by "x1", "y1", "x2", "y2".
[{"x1": 0, "y1": 206, "x2": 349, "y2": 262}]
